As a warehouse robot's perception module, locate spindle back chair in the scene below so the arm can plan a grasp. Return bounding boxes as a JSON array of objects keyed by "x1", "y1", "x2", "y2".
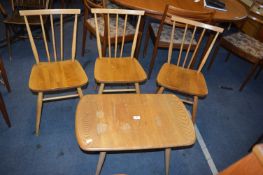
[
  {"x1": 143, "y1": 4, "x2": 214, "y2": 78},
  {"x1": 20, "y1": 9, "x2": 88, "y2": 135},
  {"x1": 156, "y1": 15, "x2": 223, "y2": 123},
  {"x1": 92, "y1": 8, "x2": 147, "y2": 94}
]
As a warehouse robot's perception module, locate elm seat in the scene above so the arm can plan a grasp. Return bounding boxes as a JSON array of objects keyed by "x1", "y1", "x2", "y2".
[
  {"x1": 95, "y1": 58, "x2": 147, "y2": 83},
  {"x1": 157, "y1": 63, "x2": 208, "y2": 96},
  {"x1": 87, "y1": 17, "x2": 135, "y2": 37},
  {"x1": 224, "y1": 32, "x2": 263, "y2": 60},
  {"x1": 29, "y1": 60, "x2": 88, "y2": 92},
  {"x1": 150, "y1": 23, "x2": 197, "y2": 44},
  {"x1": 20, "y1": 9, "x2": 88, "y2": 136},
  {"x1": 155, "y1": 8, "x2": 223, "y2": 124}
]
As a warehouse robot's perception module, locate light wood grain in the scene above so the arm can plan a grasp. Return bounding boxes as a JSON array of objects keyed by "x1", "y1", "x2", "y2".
[
  {"x1": 219, "y1": 144, "x2": 263, "y2": 175},
  {"x1": 29, "y1": 60, "x2": 88, "y2": 92},
  {"x1": 156, "y1": 14, "x2": 223, "y2": 123},
  {"x1": 75, "y1": 94, "x2": 196, "y2": 151},
  {"x1": 111, "y1": 0, "x2": 247, "y2": 22},
  {"x1": 94, "y1": 58, "x2": 147, "y2": 83},
  {"x1": 157, "y1": 64, "x2": 208, "y2": 96},
  {"x1": 21, "y1": 9, "x2": 88, "y2": 135}
]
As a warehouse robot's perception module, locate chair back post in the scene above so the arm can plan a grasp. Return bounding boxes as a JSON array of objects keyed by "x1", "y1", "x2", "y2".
[
  {"x1": 20, "y1": 9, "x2": 81, "y2": 64},
  {"x1": 91, "y1": 8, "x2": 145, "y2": 58},
  {"x1": 167, "y1": 15, "x2": 223, "y2": 72}
]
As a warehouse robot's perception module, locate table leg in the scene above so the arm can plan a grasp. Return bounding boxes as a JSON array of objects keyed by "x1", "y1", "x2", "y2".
[
  {"x1": 95, "y1": 151, "x2": 106, "y2": 175},
  {"x1": 165, "y1": 148, "x2": 171, "y2": 175}
]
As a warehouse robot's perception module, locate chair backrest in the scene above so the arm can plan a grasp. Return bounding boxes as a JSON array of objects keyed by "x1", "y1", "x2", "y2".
[
  {"x1": 91, "y1": 8, "x2": 145, "y2": 58},
  {"x1": 166, "y1": 15, "x2": 223, "y2": 72},
  {"x1": 11, "y1": 0, "x2": 51, "y2": 12},
  {"x1": 19, "y1": 9, "x2": 80, "y2": 64}
]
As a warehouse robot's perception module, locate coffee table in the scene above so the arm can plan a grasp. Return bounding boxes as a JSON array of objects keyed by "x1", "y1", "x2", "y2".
[{"x1": 75, "y1": 94, "x2": 196, "y2": 175}]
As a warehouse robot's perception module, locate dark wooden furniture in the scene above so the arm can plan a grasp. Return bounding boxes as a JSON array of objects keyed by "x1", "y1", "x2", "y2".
[
  {"x1": 75, "y1": 94, "x2": 196, "y2": 175},
  {"x1": 207, "y1": 4, "x2": 263, "y2": 91},
  {"x1": 111, "y1": 0, "x2": 247, "y2": 21},
  {"x1": 0, "y1": 59, "x2": 11, "y2": 93},
  {"x1": 0, "y1": 58, "x2": 11, "y2": 127},
  {"x1": 143, "y1": 5, "x2": 214, "y2": 78},
  {"x1": 156, "y1": 15, "x2": 223, "y2": 123},
  {"x1": 0, "y1": 93, "x2": 11, "y2": 127},
  {"x1": 3, "y1": 0, "x2": 51, "y2": 60}
]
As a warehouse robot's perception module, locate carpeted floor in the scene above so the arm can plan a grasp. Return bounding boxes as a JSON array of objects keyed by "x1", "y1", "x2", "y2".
[{"x1": 0, "y1": 1, "x2": 263, "y2": 175}]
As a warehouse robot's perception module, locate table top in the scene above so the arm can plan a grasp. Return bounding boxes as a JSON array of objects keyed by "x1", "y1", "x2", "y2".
[
  {"x1": 111, "y1": 0, "x2": 248, "y2": 22},
  {"x1": 75, "y1": 94, "x2": 196, "y2": 151}
]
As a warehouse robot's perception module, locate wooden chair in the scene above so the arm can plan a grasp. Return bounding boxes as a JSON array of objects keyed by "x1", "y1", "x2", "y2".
[
  {"x1": 3, "y1": 0, "x2": 52, "y2": 60},
  {"x1": 81, "y1": 0, "x2": 138, "y2": 57},
  {"x1": 20, "y1": 9, "x2": 88, "y2": 135},
  {"x1": 143, "y1": 5, "x2": 214, "y2": 78},
  {"x1": 0, "y1": 59, "x2": 11, "y2": 93},
  {"x1": 92, "y1": 8, "x2": 147, "y2": 94},
  {"x1": 207, "y1": 4, "x2": 263, "y2": 91},
  {"x1": 0, "y1": 93, "x2": 11, "y2": 127},
  {"x1": 0, "y1": 58, "x2": 11, "y2": 127},
  {"x1": 156, "y1": 15, "x2": 223, "y2": 123}
]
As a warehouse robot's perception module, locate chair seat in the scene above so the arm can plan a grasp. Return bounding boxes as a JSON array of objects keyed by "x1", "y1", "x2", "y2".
[
  {"x1": 150, "y1": 23, "x2": 197, "y2": 44},
  {"x1": 223, "y1": 32, "x2": 263, "y2": 60},
  {"x1": 157, "y1": 63, "x2": 208, "y2": 96},
  {"x1": 94, "y1": 58, "x2": 147, "y2": 83},
  {"x1": 29, "y1": 60, "x2": 88, "y2": 92},
  {"x1": 87, "y1": 16, "x2": 135, "y2": 37}
]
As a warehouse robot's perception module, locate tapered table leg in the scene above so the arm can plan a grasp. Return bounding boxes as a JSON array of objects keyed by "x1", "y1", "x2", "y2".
[
  {"x1": 95, "y1": 152, "x2": 106, "y2": 175},
  {"x1": 165, "y1": 148, "x2": 171, "y2": 175}
]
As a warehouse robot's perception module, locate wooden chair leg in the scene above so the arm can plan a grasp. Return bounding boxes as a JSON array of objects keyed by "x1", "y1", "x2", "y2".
[
  {"x1": 0, "y1": 59, "x2": 11, "y2": 92},
  {"x1": 77, "y1": 87, "x2": 83, "y2": 98},
  {"x1": 239, "y1": 63, "x2": 259, "y2": 91},
  {"x1": 135, "y1": 83, "x2": 140, "y2": 94},
  {"x1": 5, "y1": 24, "x2": 12, "y2": 61},
  {"x1": 207, "y1": 42, "x2": 220, "y2": 71},
  {"x1": 98, "y1": 83, "x2": 105, "y2": 94},
  {"x1": 95, "y1": 152, "x2": 106, "y2": 175},
  {"x1": 143, "y1": 26, "x2": 150, "y2": 58},
  {"x1": 0, "y1": 93, "x2": 11, "y2": 127},
  {"x1": 148, "y1": 42, "x2": 160, "y2": 79},
  {"x1": 156, "y1": 86, "x2": 164, "y2": 94},
  {"x1": 192, "y1": 96, "x2": 198, "y2": 123},
  {"x1": 81, "y1": 26, "x2": 87, "y2": 56},
  {"x1": 35, "y1": 92, "x2": 43, "y2": 136},
  {"x1": 165, "y1": 148, "x2": 171, "y2": 175}
]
